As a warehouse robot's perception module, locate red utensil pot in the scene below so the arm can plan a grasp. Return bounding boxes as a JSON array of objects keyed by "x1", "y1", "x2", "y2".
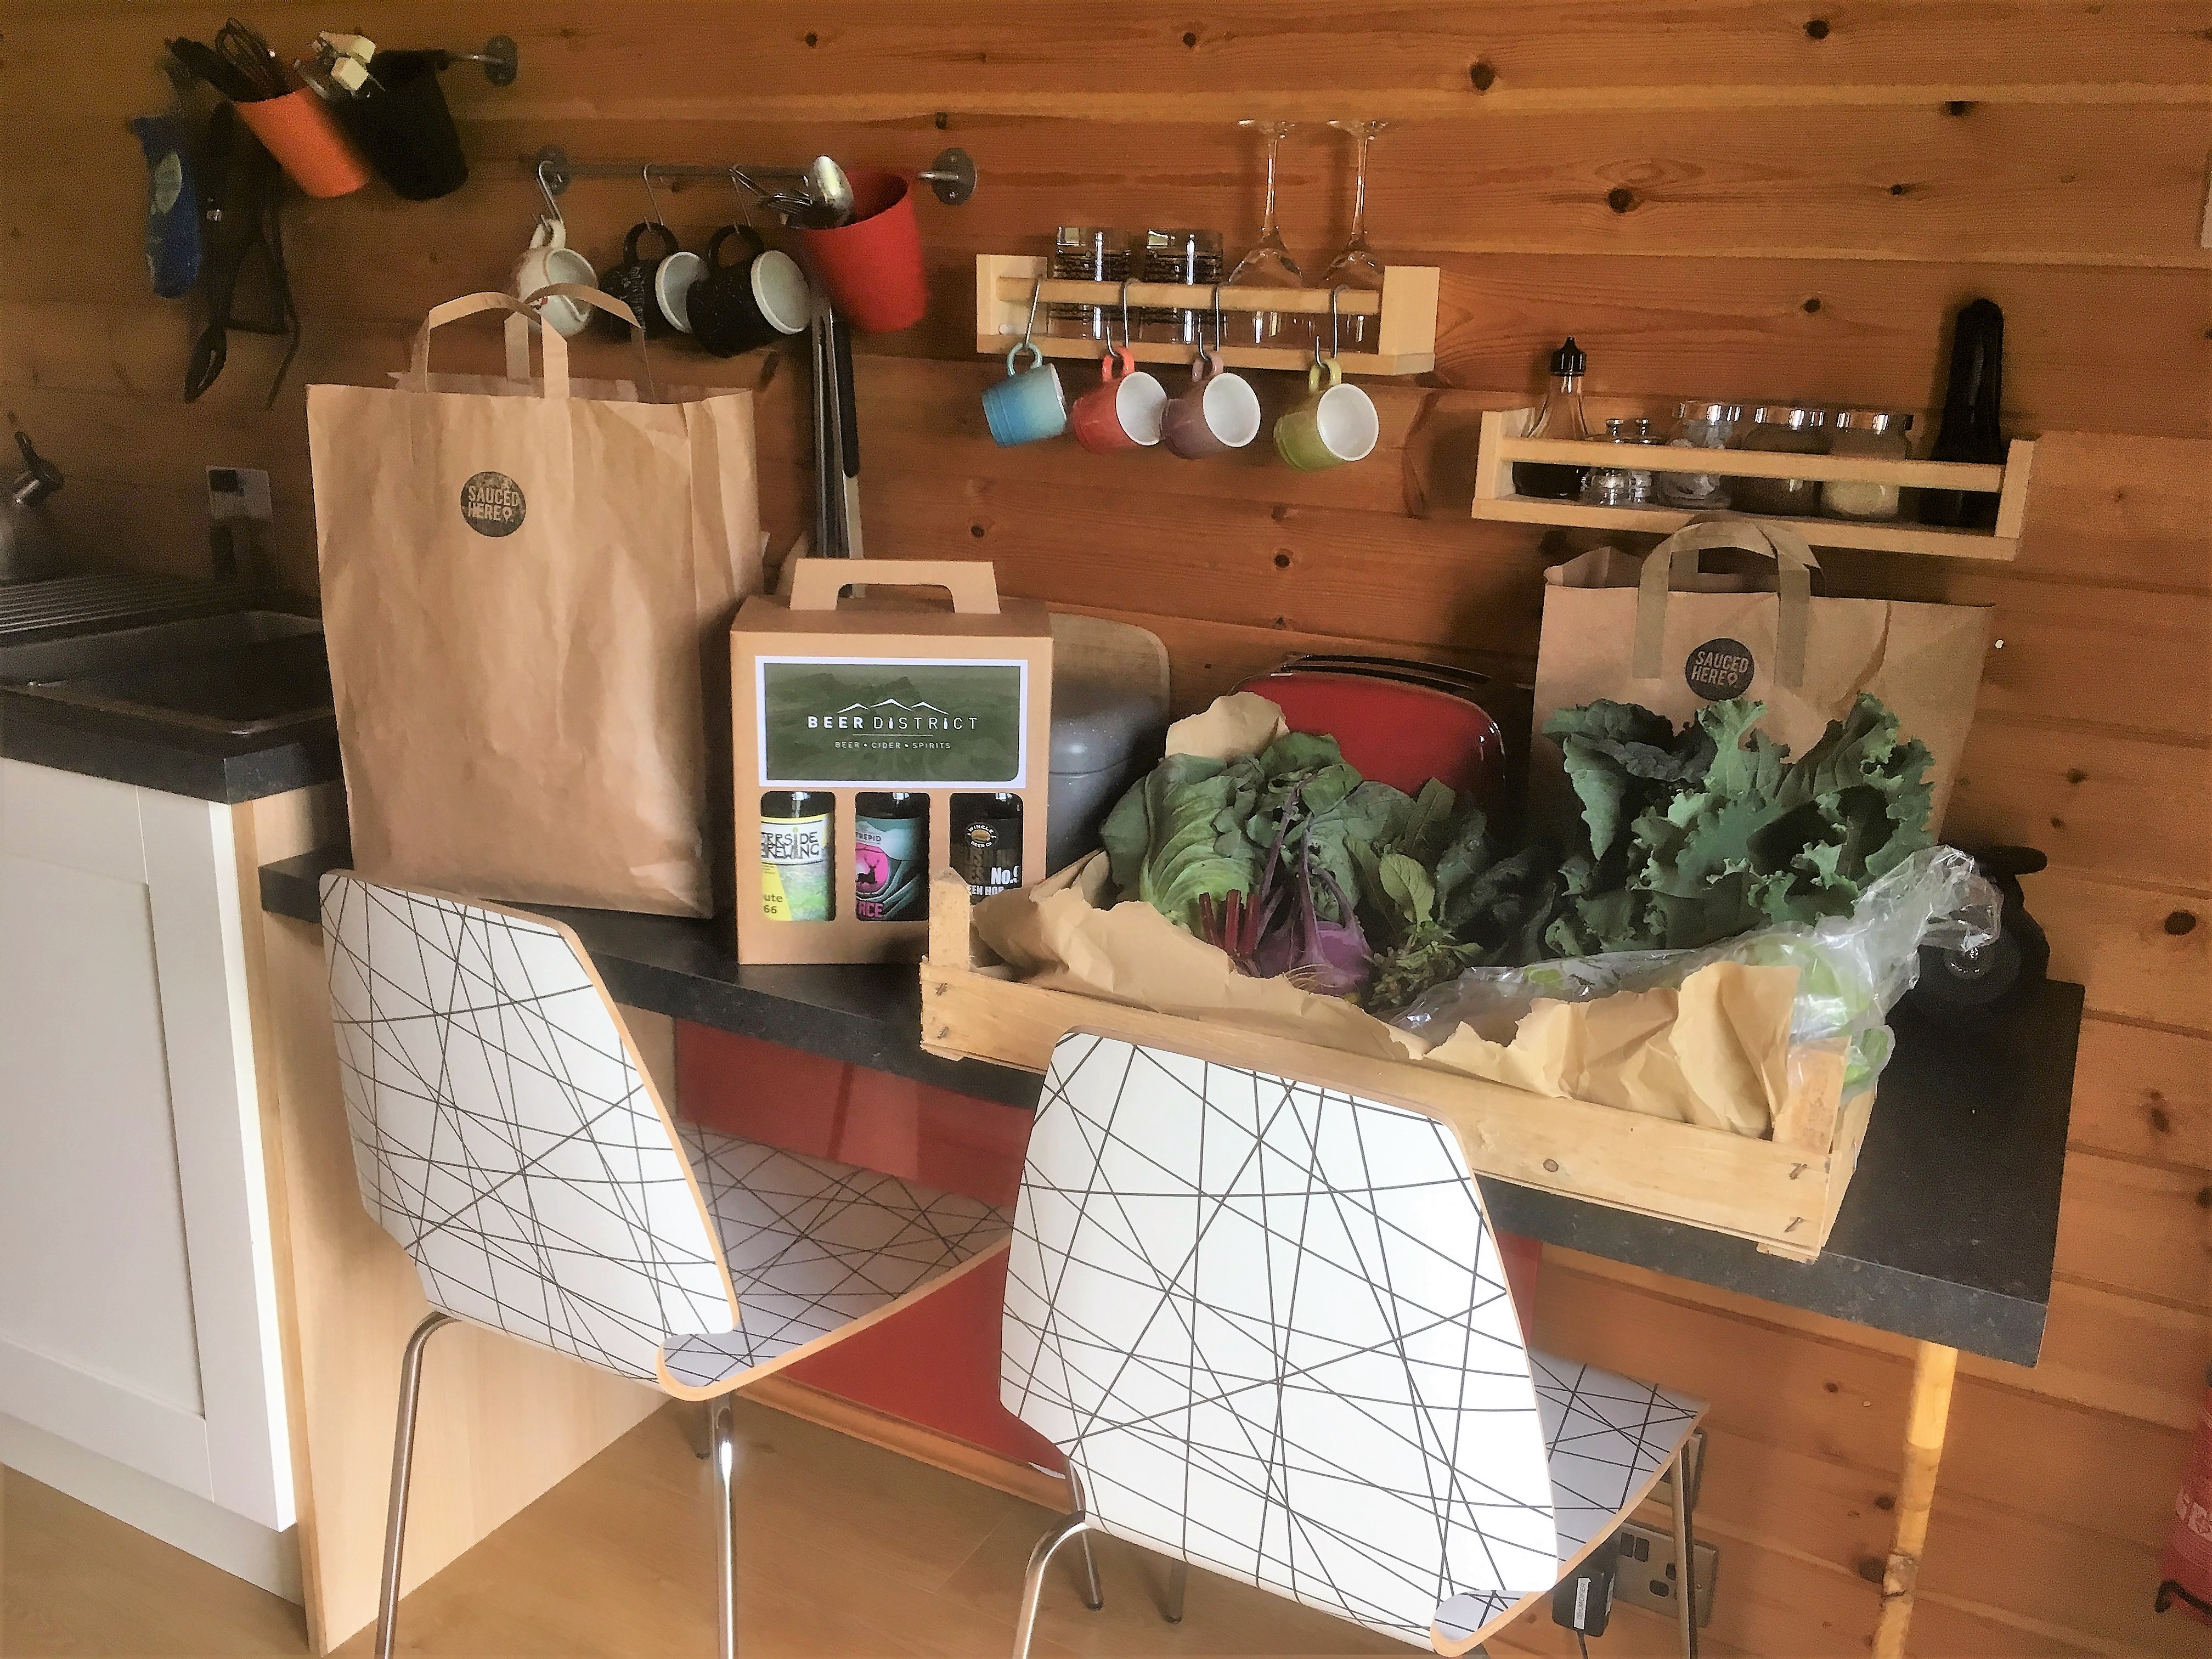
[{"x1": 795, "y1": 167, "x2": 926, "y2": 333}]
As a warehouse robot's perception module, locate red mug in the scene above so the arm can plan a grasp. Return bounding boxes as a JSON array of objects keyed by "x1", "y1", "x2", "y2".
[
  {"x1": 1069, "y1": 347, "x2": 1167, "y2": 453},
  {"x1": 794, "y1": 167, "x2": 926, "y2": 333}
]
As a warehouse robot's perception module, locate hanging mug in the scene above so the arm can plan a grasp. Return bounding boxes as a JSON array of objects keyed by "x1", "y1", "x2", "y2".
[
  {"x1": 983, "y1": 341, "x2": 1068, "y2": 446},
  {"x1": 512, "y1": 218, "x2": 597, "y2": 337},
  {"x1": 1274, "y1": 358, "x2": 1379, "y2": 470},
  {"x1": 688, "y1": 224, "x2": 810, "y2": 357},
  {"x1": 599, "y1": 221, "x2": 681, "y2": 340},
  {"x1": 1162, "y1": 349, "x2": 1262, "y2": 459},
  {"x1": 1069, "y1": 346, "x2": 1167, "y2": 453}
]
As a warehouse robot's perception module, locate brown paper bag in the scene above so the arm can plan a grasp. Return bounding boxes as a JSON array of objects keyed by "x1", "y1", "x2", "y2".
[
  {"x1": 1533, "y1": 518, "x2": 1990, "y2": 831},
  {"x1": 308, "y1": 287, "x2": 760, "y2": 915}
]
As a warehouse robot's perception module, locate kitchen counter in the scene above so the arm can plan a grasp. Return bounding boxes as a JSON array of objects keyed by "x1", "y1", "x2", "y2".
[
  {"x1": 0, "y1": 690, "x2": 340, "y2": 804},
  {"x1": 261, "y1": 847, "x2": 2078, "y2": 1367}
]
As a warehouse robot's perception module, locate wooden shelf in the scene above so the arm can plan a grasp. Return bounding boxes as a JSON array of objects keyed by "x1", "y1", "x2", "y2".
[
  {"x1": 1471, "y1": 408, "x2": 2035, "y2": 561},
  {"x1": 975, "y1": 254, "x2": 1440, "y2": 376}
]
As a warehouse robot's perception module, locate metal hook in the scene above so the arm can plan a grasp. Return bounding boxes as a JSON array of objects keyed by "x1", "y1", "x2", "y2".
[
  {"x1": 534, "y1": 155, "x2": 565, "y2": 226},
  {"x1": 1022, "y1": 277, "x2": 1046, "y2": 349},
  {"x1": 1118, "y1": 278, "x2": 1136, "y2": 356},
  {"x1": 1211, "y1": 284, "x2": 1227, "y2": 360},
  {"x1": 1330, "y1": 285, "x2": 1347, "y2": 361},
  {"x1": 641, "y1": 164, "x2": 665, "y2": 228}
]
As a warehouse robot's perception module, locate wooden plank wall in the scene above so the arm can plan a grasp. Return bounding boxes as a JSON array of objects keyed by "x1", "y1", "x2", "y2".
[{"x1": 4, "y1": 4, "x2": 2208, "y2": 1654}]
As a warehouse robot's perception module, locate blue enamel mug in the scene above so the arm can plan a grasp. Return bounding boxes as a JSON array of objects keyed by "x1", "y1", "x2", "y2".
[{"x1": 982, "y1": 341, "x2": 1068, "y2": 446}]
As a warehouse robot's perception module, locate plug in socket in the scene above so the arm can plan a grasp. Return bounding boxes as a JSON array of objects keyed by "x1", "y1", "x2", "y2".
[{"x1": 1613, "y1": 1520, "x2": 1718, "y2": 1627}]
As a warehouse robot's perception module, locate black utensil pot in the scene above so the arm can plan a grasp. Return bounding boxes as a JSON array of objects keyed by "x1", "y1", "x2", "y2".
[{"x1": 333, "y1": 51, "x2": 468, "y2": 201}]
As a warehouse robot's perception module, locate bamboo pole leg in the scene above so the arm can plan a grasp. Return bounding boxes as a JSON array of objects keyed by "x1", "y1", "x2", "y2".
[{"x1": 1871, "y1": 1341, "x2": 1959, "y2": 1658}]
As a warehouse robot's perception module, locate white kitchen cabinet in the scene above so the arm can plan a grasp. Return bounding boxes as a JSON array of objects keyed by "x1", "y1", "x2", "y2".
[{"x1": 0, "y1": 758, "x2": 294, "y2": 1540}]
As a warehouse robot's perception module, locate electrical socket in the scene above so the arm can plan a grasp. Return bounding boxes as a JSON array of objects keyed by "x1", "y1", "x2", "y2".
[
  {"x1": 1612, "y1": 1520, "x2": 1718, "y2": 1627},
  {"x1": 207, "y1": 466, "x2": 272, "y2": 521}
]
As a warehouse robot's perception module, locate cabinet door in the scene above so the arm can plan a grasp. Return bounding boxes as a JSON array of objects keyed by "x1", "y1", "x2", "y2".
[{"x1": 0, "y1": 760, "x2": 292, "y2": 1530}]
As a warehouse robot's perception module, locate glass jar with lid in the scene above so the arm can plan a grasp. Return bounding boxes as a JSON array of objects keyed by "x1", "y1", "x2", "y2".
[
  {"x1": 1579, "y1": 417, "x2": 1663, "y2": 507},
  {"x1": 1822, "y1": 409, "x2": 1915, "y2": 520},
  {"x1": 1731, "y1": 405, "x2": 1829, "y2": 516},
  {"x1": 1049, "y1": 227, "x2": 1133, "y2": 341},
  {"x1": 1138, "y1": 229, "x2": 1223, "y2": 345},
  {"x1": 1655, "y1": 401, "x2": 1742, "y2": 509}
]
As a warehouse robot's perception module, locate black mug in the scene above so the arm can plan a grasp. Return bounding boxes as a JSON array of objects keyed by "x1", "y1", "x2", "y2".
[
  {"x1": 687, "y1": 224, "x2": 809, "y2": 358},
  {"x1": 598, "y1": 221, "x2": 680, "y2": 340}
]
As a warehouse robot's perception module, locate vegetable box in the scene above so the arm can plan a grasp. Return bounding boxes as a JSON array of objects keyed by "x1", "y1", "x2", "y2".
[{"x1": 919, "y1": 869, "x2": 1871, "y2": 1261}]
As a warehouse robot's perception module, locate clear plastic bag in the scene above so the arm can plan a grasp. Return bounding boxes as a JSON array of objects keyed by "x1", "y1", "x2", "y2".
[{"x1": 1391, "y1": 845, "x2": 2001, "y2": 1101}]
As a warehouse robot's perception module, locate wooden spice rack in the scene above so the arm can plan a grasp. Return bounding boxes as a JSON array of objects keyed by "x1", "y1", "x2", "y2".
[
  {"x1": 975, "y1": 253, "x2": 1441, "y2": 376},
  {"x1": 1472, "y1": 407, "x2": 2038, "y2": 560},
  {"x1": 919, "y1": 871, "x2": 1869, "y2": 1261}
]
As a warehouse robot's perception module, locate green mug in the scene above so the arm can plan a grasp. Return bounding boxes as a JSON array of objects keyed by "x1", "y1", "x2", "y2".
[{"x1": 1274, "y1": 358, "x2": 1380, "y2": 471}]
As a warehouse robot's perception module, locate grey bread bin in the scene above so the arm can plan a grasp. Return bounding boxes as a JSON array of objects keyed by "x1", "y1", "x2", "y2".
[{"x1": 1048, "y1": 675, "x2": 1165, "y2": 876}]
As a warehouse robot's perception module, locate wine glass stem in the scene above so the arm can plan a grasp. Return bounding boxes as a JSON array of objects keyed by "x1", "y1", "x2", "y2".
[
  {"x1": 1260, "y1": 128, "x2": 1283, "y2": 237},
  {"x1": 1350, "y1": 132, "x2": 1370, "y2": 240}
]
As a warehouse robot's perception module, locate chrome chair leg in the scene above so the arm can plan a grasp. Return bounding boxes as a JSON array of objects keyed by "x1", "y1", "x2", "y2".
[
  {"x1": 1163, "y1": 1558, "x2": 1189, "y2": 1623},
  {"x1": 1064, "y1": 1464, "x2": 1103, "y2": 1611},
  {"x1": 1009, "y1": 1510, "x2": 1094, "y2": 1659},
  {"x1": 376, "y1": 1311, "x2": 454, "y2": 1659},
  {"x1": 1673, "y1": 1443, "x2": 1699, "y2": 1659},
  {"x1": 712, "y1": 1397, "x2": 740, "y2": 1659}
]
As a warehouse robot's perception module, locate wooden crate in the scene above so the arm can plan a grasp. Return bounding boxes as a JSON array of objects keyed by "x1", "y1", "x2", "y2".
[{"x1": 917, "y1": 871, "x2": 1871, "y2": 1261}]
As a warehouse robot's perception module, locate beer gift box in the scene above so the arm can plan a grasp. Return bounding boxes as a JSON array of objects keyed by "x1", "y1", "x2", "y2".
[{"x1": 732, "y1": 559, "x2": 1053, "y2": 964}]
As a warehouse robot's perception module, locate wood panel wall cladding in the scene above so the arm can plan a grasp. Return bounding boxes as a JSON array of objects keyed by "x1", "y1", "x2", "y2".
[{"x1": 4, "y1": 3, "x2": 2207, "y2": 1654}]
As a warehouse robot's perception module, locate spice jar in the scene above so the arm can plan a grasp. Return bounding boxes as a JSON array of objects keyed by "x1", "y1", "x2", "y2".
[
  {"x1": 1732, "y1": 405, "x2": 1829, "y2": 516},
  {"x1": 1656, "y1": 401, "x2": 1742, "y2": 510},
  {"x1": 1049, "y1": 227, "x2": 1133, "y2": 341},
  {"x1": 1579, "y1": 417, "x2": 1663, "y2": 507},
  {"x1": 1822, "y1": 409, "x2": 1914, "y2": 520},
  {"x1": 1138, "y1": 229, "x2": 1223, "y2": 345}
]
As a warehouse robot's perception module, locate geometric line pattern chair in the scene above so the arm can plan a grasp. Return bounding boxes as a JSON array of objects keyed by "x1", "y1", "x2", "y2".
[
  {"x1": 1001, "y1": 1032, "x2": 1706, "y2": 1656},
  {"x1": 321, "y1": 873, "x2": 1009, "y2": 1658}
]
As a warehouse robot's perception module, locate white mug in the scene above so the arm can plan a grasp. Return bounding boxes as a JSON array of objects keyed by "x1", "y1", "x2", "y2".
[{"x1": 512, "y1": 218, "x2": 596, "y2": 336}]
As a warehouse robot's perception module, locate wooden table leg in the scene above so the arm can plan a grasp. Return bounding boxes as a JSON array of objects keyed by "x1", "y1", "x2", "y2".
[{"x1": 1871, "y1": 1341, "x2": 1959, "y2": 1658}]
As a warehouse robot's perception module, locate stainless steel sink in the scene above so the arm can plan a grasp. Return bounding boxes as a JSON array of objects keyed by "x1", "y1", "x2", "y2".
[{"x1": 1, "y1": 610, "x2": 333, "y2": 737}]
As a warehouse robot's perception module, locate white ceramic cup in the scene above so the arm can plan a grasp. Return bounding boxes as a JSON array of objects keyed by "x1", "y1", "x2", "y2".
[
  {"x1": 654, "y1": 249, "x2": 707, "y2": 335},
  {"x1": 512, "y1": 218, "x2": 596, "y2": 336}
]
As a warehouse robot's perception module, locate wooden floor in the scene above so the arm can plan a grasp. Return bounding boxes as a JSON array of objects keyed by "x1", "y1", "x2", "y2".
[{"x1": 10, "y1": 1396, "x2": 1677, "y2": 1659}]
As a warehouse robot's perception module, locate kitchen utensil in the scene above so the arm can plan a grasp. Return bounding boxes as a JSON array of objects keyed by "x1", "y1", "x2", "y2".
[
  {"x1": 229, "y1": 84, "x2": 371, "y2": 197},
  {"x1": 0, "y1": 432, "x2": 71, "y2": 584},
  {"x1": 793, "y1": 166, "x2": 926, "y2": 332},
  {"x1": 803, "y1": 155, "x2": 855, "y2": 227},
  {"x1": 165, "y1": 36, "x2": 262, "y2": 101},
  {"x1": 1273, "y1": 358, "x2": 1376, "y2": 469},
  {"x1": 831, "y1": 316, "x2": 865, "y2": 557},
  {"x1": 213, "y1": 18, "x2": 290, "y2": 99},
  {"x1": 600, "y1": 219, "x2": 681, "y2": 340},
  {"x1": 512, "y1": 218, "x2": 597, "y2": 335},
  {"x1": 185, "y1": 104, "x2": 300, "y2": 408},
  {"x1": 326, "y1": 48, "x2": 468, "y2": 200},
  {"x1": 689, "y1": 224, "x2": 809, "y2": 357},
  {"x1": 1226, "y1": 119, "x2": 1305, "y2": 347},
  {"x1": 983, "y1": 281, "x2": 1067, "y2": 446}
]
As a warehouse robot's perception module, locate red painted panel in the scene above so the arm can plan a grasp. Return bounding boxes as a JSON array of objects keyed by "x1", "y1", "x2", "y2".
[{"x1": 674, "y1": 1022, "x2": 1541, "y2": 1474}]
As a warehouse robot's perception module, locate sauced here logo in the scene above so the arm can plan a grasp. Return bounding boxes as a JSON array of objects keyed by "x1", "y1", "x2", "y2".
[
  {"x1": 1684, "y1": 636, "x2": 1755, "y2": 701},
  {"x1": 460, "y1": 470, "x2": 526, "y2": 537}
]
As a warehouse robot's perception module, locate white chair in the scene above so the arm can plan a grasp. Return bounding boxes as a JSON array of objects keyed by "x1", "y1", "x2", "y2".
[
  {"x1": 1001, "y1": 1032, "x2": 1707, "y2": 1656},
  {"x1": 321, "y1": 873, "x2": 1011, "y2": 1658}
]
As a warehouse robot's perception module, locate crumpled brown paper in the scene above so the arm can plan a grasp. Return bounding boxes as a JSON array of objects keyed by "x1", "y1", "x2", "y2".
[{"x1": 972, "y1": 693, "x2": 1803, "y2": 1138}]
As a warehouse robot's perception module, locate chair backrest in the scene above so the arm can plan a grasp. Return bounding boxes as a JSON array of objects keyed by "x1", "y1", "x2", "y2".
[
  {"x1": 1002, "y1": 1032, "x2": 1558, "y2": 1646},
  {"x1": 321, "y1": 873, "x2": 737, "y2": 1385}
]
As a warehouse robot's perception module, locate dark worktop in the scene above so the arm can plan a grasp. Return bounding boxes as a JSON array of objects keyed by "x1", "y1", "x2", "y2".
[
  {"x1": 0, "y1": 691, "x2": 341, "y2": 804},
  {"x1": 262, "y1": 846, "x2": 2078, "y2": 1367}
]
